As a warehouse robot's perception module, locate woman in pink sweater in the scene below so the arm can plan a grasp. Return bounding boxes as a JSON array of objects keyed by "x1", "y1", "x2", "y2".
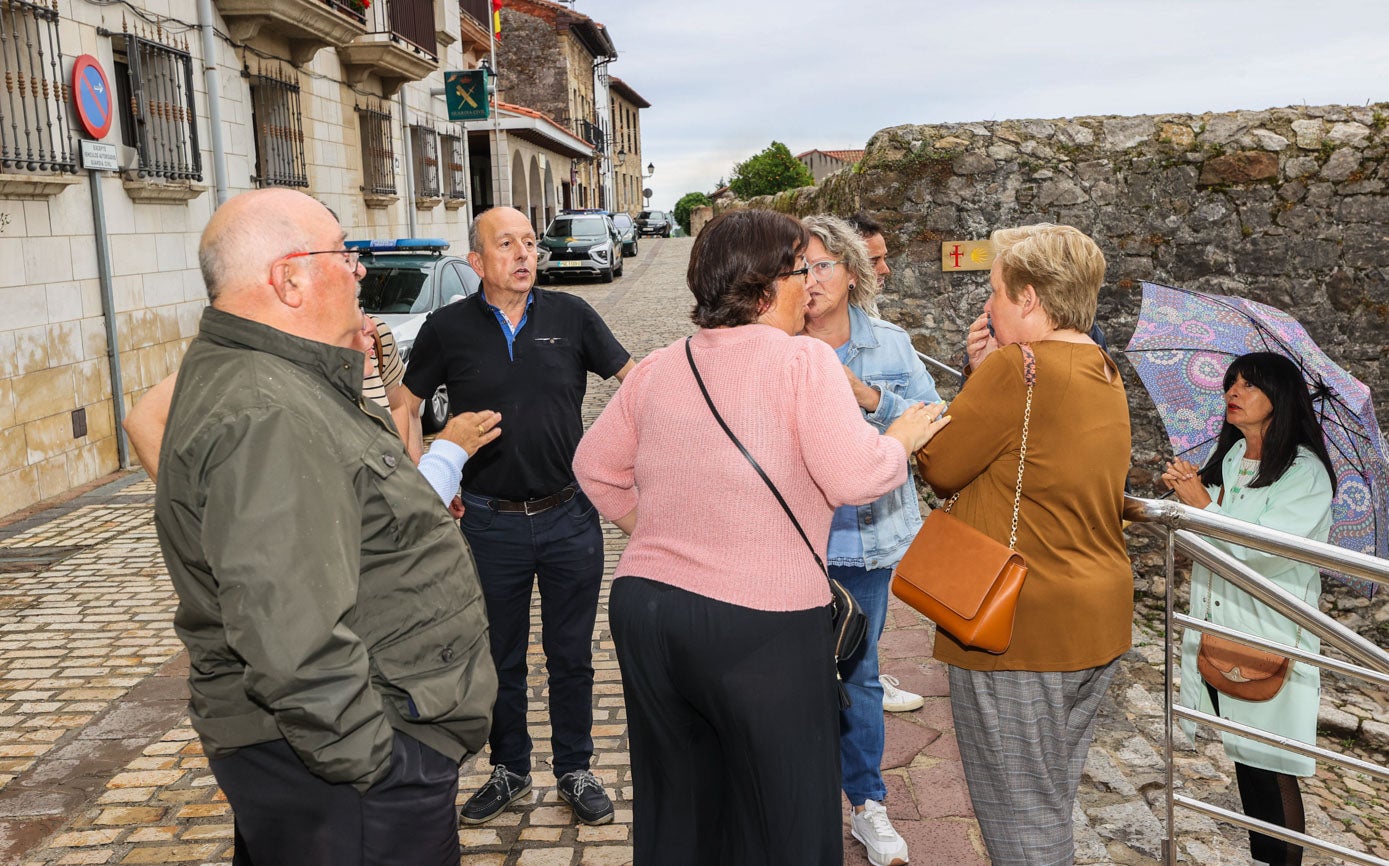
[{"x1": 573, "y1": 209, "x2": 948, "y2": 865}]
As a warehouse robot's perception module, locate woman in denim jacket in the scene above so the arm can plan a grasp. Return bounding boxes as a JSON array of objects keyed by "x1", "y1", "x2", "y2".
[{"x1": 802, "y1": 214, "x2": 941, "y2": 866}]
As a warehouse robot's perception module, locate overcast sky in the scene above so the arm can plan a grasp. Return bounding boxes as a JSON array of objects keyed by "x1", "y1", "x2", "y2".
[{"x1": 574, "y1": 0, "x2": 1389, "y2": 211}]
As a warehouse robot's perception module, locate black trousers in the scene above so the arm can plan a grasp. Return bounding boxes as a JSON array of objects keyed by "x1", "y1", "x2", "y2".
[
  {"x1": 460, "y1": 488, "x2": 604, "y2": 777},
  {"x1": 610, "y1": 576, "x2": 843, "y2": 866},
  {"x1": 1206, "y1": 686, "x2": 1306, "y2": 866},
  {"x1": 209, "y1": 733, "x2": 460, "y2": 866}
]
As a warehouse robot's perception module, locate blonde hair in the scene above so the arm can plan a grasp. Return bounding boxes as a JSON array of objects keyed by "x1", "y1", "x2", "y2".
[
  {"x1": 802, "y1": 214, "x2": 878, "y2": 316},
  {"x1": 989, "y1": 223, "x2": 1105, "y2": 332}
]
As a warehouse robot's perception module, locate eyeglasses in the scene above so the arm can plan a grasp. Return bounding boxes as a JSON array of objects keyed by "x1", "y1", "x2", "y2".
[
  {"x1": 806, "y1": 259, "x2": 844, "y2": 283},
  {"x1": 780, "y1": 257, "x2": 812, "y2": 280},
  {"x1": 283, "y1": 249, "x2": 363, "y2": 269}
]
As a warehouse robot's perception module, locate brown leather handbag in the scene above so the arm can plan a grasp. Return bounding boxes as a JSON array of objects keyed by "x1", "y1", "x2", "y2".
[
  {"x1": 1197, "y1": 635, "x2": 1291, "y2": 702},
  {"x1": 891, "y1": 345, "x2": 1035, "y2": 654}
]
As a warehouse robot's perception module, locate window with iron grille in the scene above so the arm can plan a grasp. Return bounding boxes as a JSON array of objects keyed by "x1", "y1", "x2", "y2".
[
  {"x1": 0, "y1": 0, "x2": 76, "y2": 174},
  {"x1": 248, "y1": 68, "x2": 308, "y2": 188},
  {"x1": 111, "y1": 31, "x2": 201, "y2": 181},
  {"x1": 410, "y1": 124, "x2": 439, "y2": 198},
  {"x1": 358, "y1": 106, "x2": 396, "y2": 195},
  {"x1": 440, "y1": 132, "x2": 466, "y2": 200}
]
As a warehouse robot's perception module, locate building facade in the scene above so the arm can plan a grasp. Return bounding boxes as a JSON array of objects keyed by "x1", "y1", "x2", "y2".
[
  {"x1": 495, "y1": 0, "x2": 618, "y2": 211},
  {"x1": 609, "y1": 77, "x2": 649, "y2": 216},
  {"x1": 797, "y1": 148, "x2": 865, "y2": 184},
  {"x1": 0, "y1": 0, "x2": 647, "y2": 518}
]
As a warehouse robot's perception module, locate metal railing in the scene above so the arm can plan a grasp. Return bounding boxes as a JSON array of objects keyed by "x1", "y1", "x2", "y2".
[
  {"x1": 360, "y1": 0, "x2": 436, "y2": 58},
  {"x1": 248, "y1": 68, "x2": 307, "y2": 188},
  {"x1": 111, "y1": 30, "x2": 201, "y2": 181},
  {"x1": 459, "y1": 0, "x2": 490, "y2": 29},
  {"x1": 916, "y1": 350, "x2": 961, "y2": 385},
  {"x1": 1123, "y1": 495, "x2": 1389, "y2": 866},
  {"x1": 0, "y1": 0, "x2": 76, "y2": 174},
  {"x1": 356, "y1": 105, "x2": 395, "y2": 195}
]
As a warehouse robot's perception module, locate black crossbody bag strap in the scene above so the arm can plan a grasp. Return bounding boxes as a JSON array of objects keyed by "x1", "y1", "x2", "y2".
[{"x1": 684, "y1": 336, "x2": 828, "y2": 577}]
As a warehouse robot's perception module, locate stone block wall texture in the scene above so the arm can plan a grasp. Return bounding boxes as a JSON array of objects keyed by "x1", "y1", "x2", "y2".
[{"x1": 729, "y1": 104, "x2": 1389, "y2": 610}]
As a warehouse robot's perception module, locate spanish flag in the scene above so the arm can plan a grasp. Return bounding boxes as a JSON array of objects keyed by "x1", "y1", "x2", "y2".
[{"x1": 492, "y1": 0, "x2": 503, "y2": 42}]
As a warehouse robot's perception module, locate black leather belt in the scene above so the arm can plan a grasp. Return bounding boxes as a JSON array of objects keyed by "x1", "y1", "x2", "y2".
[{"x1": 489, "y1": 484, "x2": 578, "y2": 515}]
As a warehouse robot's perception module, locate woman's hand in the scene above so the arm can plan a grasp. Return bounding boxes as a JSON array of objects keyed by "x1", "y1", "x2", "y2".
[
  {"x1": 966, "y1": 313, "x2": 998, "y2": 372},
  {"x1": 844, "y1": 366, "x2": 882, "y2": 412},
  {"x1": 1160, "y1": 458, "x2": 1213, "y2": 508},
  {"x1": 885, "y1": 401, "x2": 951, "y2": 455}
]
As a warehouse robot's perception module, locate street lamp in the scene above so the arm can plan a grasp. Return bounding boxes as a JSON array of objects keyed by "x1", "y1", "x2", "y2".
[{"x1": 642, "y1": 162, "x2": 654, "y2": 208}]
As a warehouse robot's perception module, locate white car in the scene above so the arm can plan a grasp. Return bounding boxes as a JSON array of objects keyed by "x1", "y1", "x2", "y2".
[{"x1": 349, "y1": 238, "x2": 480, "y2": 431}]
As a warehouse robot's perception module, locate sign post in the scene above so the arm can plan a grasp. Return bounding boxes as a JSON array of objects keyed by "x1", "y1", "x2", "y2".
[{"x1": 72, "y1": 53, "x2": 129, "y2": 467}]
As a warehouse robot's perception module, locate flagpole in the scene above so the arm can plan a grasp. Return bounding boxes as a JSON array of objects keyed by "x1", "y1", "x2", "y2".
[{"x1": 490, "y1": 1, "x2": 502, "y2": 210}]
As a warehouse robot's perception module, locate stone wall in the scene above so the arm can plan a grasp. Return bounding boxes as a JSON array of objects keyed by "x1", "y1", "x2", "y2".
[{"x1": 725, "y1": 104, "x2": 1389, "y2": 620}]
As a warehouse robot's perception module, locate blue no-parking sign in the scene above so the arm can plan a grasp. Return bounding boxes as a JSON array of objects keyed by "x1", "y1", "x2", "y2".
[{"x1": 72, "y1": 54, "x2": 113, "y2": 139}]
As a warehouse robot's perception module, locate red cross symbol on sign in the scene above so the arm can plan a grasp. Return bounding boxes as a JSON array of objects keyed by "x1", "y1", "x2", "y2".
[{"x1": 949, "y1": 244, "x2": 964, "y2": 268}]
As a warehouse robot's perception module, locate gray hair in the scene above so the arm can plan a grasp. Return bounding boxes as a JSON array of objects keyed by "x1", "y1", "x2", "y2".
[{"x1": 802, "y1": 214, "x2": 879, "y2": 316}]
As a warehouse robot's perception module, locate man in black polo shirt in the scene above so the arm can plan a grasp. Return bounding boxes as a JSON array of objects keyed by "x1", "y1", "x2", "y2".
[{"x1": 403, "y1": 206, "x2": 632, "y2": 827}]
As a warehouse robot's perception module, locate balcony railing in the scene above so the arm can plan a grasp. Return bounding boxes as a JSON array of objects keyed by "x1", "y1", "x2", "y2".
[
  {"x1": 338, "y1": 0, "x2": 438, "y2": 94},
  {"x1": 459, "y1": 0, "x2": 489, "y2": 28},
  {"x1": 0, "y1": 0, "x2": 77, "y2": 174},
  {"x1": 372, "y1": 0, "x2": 436, "y2": 57}
]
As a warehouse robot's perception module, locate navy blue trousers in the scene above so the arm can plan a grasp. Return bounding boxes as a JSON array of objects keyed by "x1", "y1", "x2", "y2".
[{"x1": 460, "y1": 488, "x2": 604, "y2": 777}]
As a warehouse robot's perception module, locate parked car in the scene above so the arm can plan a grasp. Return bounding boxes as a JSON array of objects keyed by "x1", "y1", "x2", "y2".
[
  {"x1": 348, "y1": 237, "x2": 480, "y2": 432},
  {"x1": 611, "y1": 212, "x2": 639, "y2": 257},
  {"x1": 537, "y1": 213, "x2": 624, "y2": 283},
  {"x1": 636, "y1": 209, "x2": 671, "y2": 238}
]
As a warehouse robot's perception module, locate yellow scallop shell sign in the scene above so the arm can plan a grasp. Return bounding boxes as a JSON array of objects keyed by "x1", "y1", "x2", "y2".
[{"x1": 941, "y1": 240, "x2": 993, "y2": 272}]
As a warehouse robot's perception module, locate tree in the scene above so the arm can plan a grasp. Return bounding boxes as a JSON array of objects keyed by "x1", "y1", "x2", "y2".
[
  {"x1": 673, "y1": 192, "x2": 712, "y2": 235},
  {"x1": 728, "y1": 141, "x2": 814, "y2": 199}
]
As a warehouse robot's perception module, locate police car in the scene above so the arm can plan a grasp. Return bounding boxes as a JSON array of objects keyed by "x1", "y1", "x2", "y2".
[{"x1": 349, "y1": 238, "x2": 480, "y2": 431}]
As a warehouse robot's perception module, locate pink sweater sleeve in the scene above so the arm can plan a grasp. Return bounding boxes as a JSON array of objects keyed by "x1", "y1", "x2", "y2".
[
  {"x1": 790, "y1": 338, "x2": 908, "y2": 507},
  {"x1": 572, "y1": 360, "x2": 641, "y2": 521}
]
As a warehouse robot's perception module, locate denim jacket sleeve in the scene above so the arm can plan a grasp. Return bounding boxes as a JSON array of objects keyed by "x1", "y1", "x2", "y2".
[{"x1": 861, "y1": 323, "x2": 942, "y2": 431}]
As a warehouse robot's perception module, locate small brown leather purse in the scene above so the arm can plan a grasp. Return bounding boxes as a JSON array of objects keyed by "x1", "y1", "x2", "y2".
[
  {"x1": 891, "y1": 345, "x2": 1035, "y2": 654},
  {"x1": 1197, "y1": 635, "x2": 1291, "y2": 702}
]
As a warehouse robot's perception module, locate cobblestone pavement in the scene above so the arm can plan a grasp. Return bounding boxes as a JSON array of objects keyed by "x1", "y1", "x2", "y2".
[{"x1": 1, "y1": 236, "x2": 1385, "y2": 865}]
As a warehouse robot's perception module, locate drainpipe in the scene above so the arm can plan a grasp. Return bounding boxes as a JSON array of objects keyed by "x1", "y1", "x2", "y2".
[
  {"x1": 196, "y1": 0, "x2": 228, "y2": 206},
  {"x1": 400, "y1": 89, "x2": 417, "y2": 236}
]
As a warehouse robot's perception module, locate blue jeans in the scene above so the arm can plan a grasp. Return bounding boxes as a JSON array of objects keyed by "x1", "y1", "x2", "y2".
[
  {"x1": 832, "y1": 564, "x2": 891, "y2": 806},
  {"x1": 460, "y1": 488, "x2": 604, "y2": 777}
]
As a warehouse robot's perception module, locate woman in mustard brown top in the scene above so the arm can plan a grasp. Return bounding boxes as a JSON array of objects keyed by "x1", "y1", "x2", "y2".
[{"x1": 917, "y1": 224, "x2": 1132, "y2": 866}]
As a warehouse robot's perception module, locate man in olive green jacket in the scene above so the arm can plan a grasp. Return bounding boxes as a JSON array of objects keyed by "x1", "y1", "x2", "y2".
[{"x1": 154, "y1": 188, "x2": 498, "y2": 866}]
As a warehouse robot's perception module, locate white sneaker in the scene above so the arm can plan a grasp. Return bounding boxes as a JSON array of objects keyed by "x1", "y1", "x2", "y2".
[
  {"x1": 879, "y1": 674, "x2": 924, "y2": 712},
  {"x1": 851, "y1": 799, "x2": 909, "y2": 866}
]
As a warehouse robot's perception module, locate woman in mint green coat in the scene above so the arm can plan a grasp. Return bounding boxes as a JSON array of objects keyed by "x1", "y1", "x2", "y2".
[{"x1": 1162, "y1": 352, "x2": 1335, "y2": 866}]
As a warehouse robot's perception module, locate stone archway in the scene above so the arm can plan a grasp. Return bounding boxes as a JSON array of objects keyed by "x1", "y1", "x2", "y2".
[{"x1": 528, "y1": 155, "x2": 544, "y2": 233}]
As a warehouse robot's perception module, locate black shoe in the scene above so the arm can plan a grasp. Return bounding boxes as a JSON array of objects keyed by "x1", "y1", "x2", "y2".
[
  {"x1": 460, "y1": 765, "x2": 532, "y2": 825},
  {"x1": 556, "y1": 769, "x2": 614, "y2": 825}
]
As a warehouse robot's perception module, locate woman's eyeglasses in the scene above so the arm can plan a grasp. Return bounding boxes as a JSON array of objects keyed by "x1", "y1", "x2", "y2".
[
  {"x1": 806, "y1": 260, "x2": 843, "y2": 282},
  {"x1": 780, "y1": 257, "x2": 812, "y2": 279}
]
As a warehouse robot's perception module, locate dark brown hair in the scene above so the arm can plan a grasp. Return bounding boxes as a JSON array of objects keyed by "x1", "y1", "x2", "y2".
[{"x1": 688, "y1": 209, "x2": 808, "y2": 328}]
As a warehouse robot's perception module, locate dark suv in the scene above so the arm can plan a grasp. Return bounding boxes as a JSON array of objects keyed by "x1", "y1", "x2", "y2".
[
  {"x1": 636, "y1": 210, "x2": 671, "y2": 238},
  {"x1": 537, "y1": 214, "x2": 624, "y2": 283}
]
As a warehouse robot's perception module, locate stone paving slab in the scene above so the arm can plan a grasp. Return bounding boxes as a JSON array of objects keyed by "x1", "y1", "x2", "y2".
[{"x1": 3, "y1": 236, "x2": 1386, "y2": 865}]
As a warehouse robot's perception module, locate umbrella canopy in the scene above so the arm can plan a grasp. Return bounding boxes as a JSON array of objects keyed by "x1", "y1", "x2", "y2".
[{"x1": 1125, "y1": 281, "x2": 1389, "y2": 595}]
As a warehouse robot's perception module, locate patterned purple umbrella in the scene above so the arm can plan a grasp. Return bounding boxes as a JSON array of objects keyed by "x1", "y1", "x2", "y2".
[{"x1": 1125, "y1": 281, "x2": 1389, "y2": 595}]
